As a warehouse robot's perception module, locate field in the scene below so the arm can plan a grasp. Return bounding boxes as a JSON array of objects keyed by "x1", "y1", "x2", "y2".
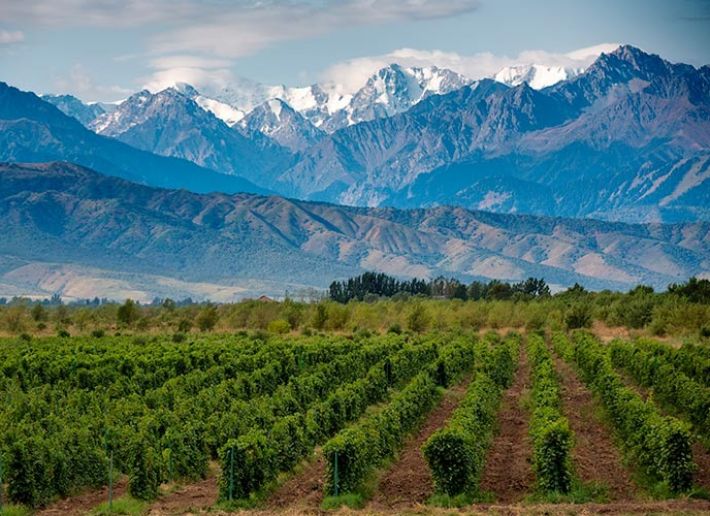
[{"x1": 0, "y1": 329, "x2": 709, "y2": 515}]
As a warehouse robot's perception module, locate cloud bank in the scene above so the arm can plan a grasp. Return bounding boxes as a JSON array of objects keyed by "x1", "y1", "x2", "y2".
[{"x1": 320, "y1": 43, "x2": 622, "y2": 93}]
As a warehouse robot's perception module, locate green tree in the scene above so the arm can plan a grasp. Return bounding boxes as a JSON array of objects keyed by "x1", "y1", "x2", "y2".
[
  {"x1": 31, "y1": 304, "x2": 47, "y2": 322},
  {"x1": 196, "y1": 304, "x2": 219, "y2": 332},
  {"x1": 407, "y1": 303, "x2": 430, "y2": 333},
  {"x1": 117, "y1": 299, "x2": 139, "y2": 326}
]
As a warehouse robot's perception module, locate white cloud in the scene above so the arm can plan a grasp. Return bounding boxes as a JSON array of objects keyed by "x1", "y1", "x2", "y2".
[
  {"x1": 53, "y1": 64, "x2": 131, "y2": 101},
  {"x1": 149, "y1": 0, "x2": 480, "y2": 58},
  {"x1": 0, "y1": 29, "x2": 24, "y2": 44},
  {"x1": 142, "y1": 67, "x2": 235, "y2": 93},
  {"x1": 320, "y1": 43, "x2": 621, "y2": 92}
]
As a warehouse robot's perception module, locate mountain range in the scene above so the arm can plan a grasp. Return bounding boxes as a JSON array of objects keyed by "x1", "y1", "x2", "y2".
[
  {"x1": 1, "y1": 44, "x2": 708, "y2": 298},
  {"x1": 1, "y1": 162, "x2": 707, "y2": 301},
  {"x1": 33, "y1": 45, "x2": 709, "y2": 224}
]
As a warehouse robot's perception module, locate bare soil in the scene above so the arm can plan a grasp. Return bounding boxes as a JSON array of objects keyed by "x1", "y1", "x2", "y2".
[
  {"x1": 366, "y1": 376, "x2": 472, "y2": 510},
  {"x1": 264, "y1": 453, "x2": 327, "y2": 512},
  {"x1": 479, "y1": 346, "x2": 535, "y2": 503},
  {"x1": 236, "y1": 499, "x2": 710, "y2": 515},
  {"x1": 36, "y1": 478, "x2": 128, "y2": 516},
  {"x1": 148, "y1": 476, "x2": 219, "y2": 515},
  {"x1": 552, "y1": 353, "x2": 636, "y2": 500}
]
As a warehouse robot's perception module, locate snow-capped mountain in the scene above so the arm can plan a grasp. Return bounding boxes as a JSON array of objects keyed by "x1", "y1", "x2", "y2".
[
  {"x1": 171, "y1": 83, "x2": 246, "y2": 126},
  {"x1": 174, "y1": 64, "x2": 470, "y2": 133},
  {"x1": 41, "y1": 94, "x2": 107, "y2": 126},
  {"x1": 89, "y1": 87, "x2": 290, "y2": 184},
  {"x1": 322, "y1": 64, "x2": 471, "y2": 131},
  {"x1": 493, "y1": 64, "x2": 584, "y2": 89},
  {"x1": 239, "y1": 98, "x2": 324, "y2": 152}
]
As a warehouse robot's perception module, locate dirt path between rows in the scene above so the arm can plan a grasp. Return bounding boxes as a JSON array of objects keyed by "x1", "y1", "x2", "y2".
[
  {"x1": 264, "y1": 453, "x2": 326, "y2": 512},
  {"x1": 366, "y1": 375, "x2": 472, "y2": 510},
  {"x1": 37, "y1": 479, "x2": 128, "y2": 516},
  {"x1": 479, "y1": 345, "x2": 534, "y2": 503},
  {"x1": 552, "y1": 353, "x2": 636, "y2": 500},
  {"x1": 148, "y1": 475, "x2": 219, "y2": 515}
]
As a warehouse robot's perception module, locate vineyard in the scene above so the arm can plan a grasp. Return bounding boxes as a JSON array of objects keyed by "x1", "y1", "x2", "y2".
[{"x1": 0, "y1": 330, "x2": 709, "y2": 515}]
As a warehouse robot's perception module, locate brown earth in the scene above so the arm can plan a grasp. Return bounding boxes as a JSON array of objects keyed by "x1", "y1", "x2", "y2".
[
  {"x1": 36, "y1": 478, "x2": 128, "y2": 516},
  {"x1": 264, "y1": 453, "x2": 326, "y2": 512},
  {"x1": 479, "y1": 345, "x2": 535, "y2": 503},
  {"x1": 148, "y1": 475, "x2": 219, "y2": 515},
  {"x1": 230, "y1": 499, "x2": 710, "y2": 515},
  {"x1": 366, "y1": 376, "x2": 472, "y2": 510},
  {"x1": 552, "y1": 353, "x2": 636, "y2": 500}
]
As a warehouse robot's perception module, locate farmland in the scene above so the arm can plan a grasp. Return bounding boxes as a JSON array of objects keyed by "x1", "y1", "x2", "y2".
[{"x1": 0, "y1": 324, "x2": 709, "y2": 515}]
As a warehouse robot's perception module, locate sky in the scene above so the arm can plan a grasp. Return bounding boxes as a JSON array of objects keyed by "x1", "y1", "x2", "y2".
[{"x1": 1, "y1": 0, "x2": 709, "y2": 102}]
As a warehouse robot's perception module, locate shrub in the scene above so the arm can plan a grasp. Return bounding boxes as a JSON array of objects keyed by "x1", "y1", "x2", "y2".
[
  {"x1": 128, "y1": 442, "x2": 162, "y2": 501},
  {"x1": 267, "y1": 319, "x2": 291, "y2": 334},
  {"x1": 218, "y1": 431, "x2": 275, "y2": 501},
  {"x1": 565, "y1": 303, "x2": 592, "y2": 330}
]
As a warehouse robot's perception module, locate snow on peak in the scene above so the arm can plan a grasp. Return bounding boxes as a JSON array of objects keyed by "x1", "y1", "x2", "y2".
[
  {"x1": 493, "y1": 64, "x2": 584, "y2": 89},
  {"x1": 195, "y1": 96, "x2": 245, "y2": 126}
]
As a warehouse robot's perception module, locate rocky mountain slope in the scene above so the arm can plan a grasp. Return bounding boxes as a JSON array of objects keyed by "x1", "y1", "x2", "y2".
[
  {"x1": 1, "y1": 162, "x2": 707, "y2": 300},
  {"x1": 278, "y1": 46, "x2": 710, "y2": 222},
  {"x1": 90, "y1": 87, "x2": 291, "y2": 183},
  {"x1": 0, "y1": 82, "x2": 268, "y2": 195}
]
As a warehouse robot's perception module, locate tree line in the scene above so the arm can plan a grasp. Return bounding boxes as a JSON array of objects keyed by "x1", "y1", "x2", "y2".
[{"x1": 329, "y1": 272, "x2": 553, "y2": 303}]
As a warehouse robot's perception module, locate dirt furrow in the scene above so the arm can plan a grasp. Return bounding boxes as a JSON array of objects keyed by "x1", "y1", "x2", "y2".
[
  {"x1": 264, "y1": 453, "x2": 326, "y2": 512},
  {"x1": 479, "y1": 345, "x2": 534, "y2": 503},
  {"x1": 37, "y1": 479, "x2": 128, "y2": 516},
  {"x1": 553, "y1": 353, "x2": 636, "y2": 500},
  {"x1": 148, "y1": 475, "x2": 219, "y2": 515},
  {"x1": 366, "y1": 376, "x2": 472, "y2": 510}
]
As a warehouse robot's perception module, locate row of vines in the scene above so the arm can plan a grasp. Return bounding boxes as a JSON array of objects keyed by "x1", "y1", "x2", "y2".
[
  {"x1": 552, "y1": 332, "x2": 696, "y2": 492},
  {"x1": 0, "y1": 331, "x2": 487, "y2": 509}
]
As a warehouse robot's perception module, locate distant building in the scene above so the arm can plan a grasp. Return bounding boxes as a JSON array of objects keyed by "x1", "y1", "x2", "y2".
[{"x1": 258, "y1": 295, "x2": 275, "y2": 303}]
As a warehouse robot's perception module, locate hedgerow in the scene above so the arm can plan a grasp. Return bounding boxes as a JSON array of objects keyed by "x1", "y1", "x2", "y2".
[
  {"x1": 323, "y1": 372, "x2": 440, "y2": 495},
  {"x1": 217, "y1": 337, "x2": 452, "y2": 501},
  {"x1": 527, "y1": 333, "x2": 572, "y2": 493},
  {"x1": 554, "y1": 332, "x2": 694, "y2": 492},
  {"x1": 0, "y1": 333, "x2": 406, "y2": 507},
  {"x1": 609, "y1": 339, "x2": 710, "y2": 439},
  {"x1": 422, "y1": 335, "x2": 520, "y2": 496}
]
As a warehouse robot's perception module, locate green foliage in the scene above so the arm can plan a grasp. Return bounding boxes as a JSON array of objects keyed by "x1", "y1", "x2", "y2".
[
  {"x1": 609, "y1": 339, "x2": 710, "y2": 439},
  {"x1": 218, "y1": 432, "x2": 274, "y2": 501},
  {"x1": 195, "y1": 304, "x2": 219, "y2": 332},
  {"x1": 267, "y1": 319, "x2": 291, "y2": 334},
  {"x1": 407, "y1": 302, "x2": 430, "y2": 333},
  {"x1": 423, "y1": 335, "x2": 519, "y2": 496},
  {"x1": 128, "y1": 440, "x2": 162, "y2": 501},
  {"x1": 323, "y1": 372, "x2": 440, "y2": 495},
  {"x1": 117, "y1": 299, "x2": 139, "y2": 326},
  {"x1": 556, "y1": 332, "x2": 695, "y2": 492},
  {"x1": 565, "y1": 303, "x2": 592, "y2": 330},
  {"x1": 527, "y1": 334, "x2": 572, "y2": 494}
]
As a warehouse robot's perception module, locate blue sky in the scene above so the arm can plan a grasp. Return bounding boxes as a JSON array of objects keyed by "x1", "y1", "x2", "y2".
[{"x1": 1, "y1": 0, "x2": 708, "y2": 101}]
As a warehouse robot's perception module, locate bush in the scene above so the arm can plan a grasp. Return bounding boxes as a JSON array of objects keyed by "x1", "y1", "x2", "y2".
[
  {"x1": 267, "y1": 319, "x2": 291, "y2": 334},
  {"x1": 128, "y1": 442, "x2": 162, "y2": 501},
  {"x1": 218, "y1": 431, "x2": 275, "y2": 501},
  {"x1": 91, "y1": 329, "x2": 105, "y2": 338},
  {"x1": 565, "y1": 303, "x2": 592, "y2": 330}
]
